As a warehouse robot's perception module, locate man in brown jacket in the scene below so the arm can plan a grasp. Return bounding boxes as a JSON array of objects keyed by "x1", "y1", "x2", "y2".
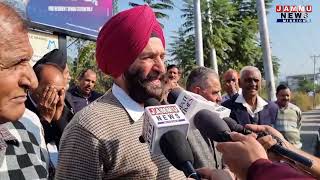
[{"x1": 56, "y1": 5, "x2": 185, "y2": 179}]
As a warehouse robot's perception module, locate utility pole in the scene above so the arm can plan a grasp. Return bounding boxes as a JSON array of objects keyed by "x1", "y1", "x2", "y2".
[
  {"x1": 194, "y1": 0, "x2": 204, "y2": 66},
  {"x1": 311, "y1": 55, "x2": 320, "y2": 108},
  {"x1": 256, "y1": 0, "x2": 276, "y2": 101},
  {"x1": 206, "y1": 0, "x2": 218, "y2": 74}
]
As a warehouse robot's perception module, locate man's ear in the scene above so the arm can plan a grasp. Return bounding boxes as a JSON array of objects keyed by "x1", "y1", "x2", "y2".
[{"x1": 191, "y1": 86, "x2": 201, "y2": 94}]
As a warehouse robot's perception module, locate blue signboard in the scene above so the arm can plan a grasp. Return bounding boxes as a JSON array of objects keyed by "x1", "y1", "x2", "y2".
[{"x1": 21, "y1": 0, "x2": 112, "y2": 39}]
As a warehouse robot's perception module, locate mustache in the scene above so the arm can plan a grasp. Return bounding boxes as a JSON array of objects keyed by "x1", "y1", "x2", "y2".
[{"x1": 139, "y1": 71, "x2": 164, "y2": 84}]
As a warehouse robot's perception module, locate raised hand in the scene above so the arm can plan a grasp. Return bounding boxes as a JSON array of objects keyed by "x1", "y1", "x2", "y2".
[{"x1": 37, "y1": 86, "x2": 59, "y2": 123}]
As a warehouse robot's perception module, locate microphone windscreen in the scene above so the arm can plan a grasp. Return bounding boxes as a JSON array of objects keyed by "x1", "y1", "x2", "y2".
[
  {"x1": 167, "y1": 88, "x2": 183, "y2": 104},
  {"x1": 144, "y1": 98, "x2": 162, "y2": 107},
  {"x1": 222, "y1": 117, "x2": 244, "y2": 132},
  {"x1": 159, "y1": 130, "x2": 194, "y2": 170},
  {"x1": 194, "y1": 109, "x2": 231, "y2": 142}
]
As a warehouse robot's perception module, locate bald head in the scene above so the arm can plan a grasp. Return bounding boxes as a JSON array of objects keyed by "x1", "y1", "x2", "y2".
[
  {"x1": 78, "y1": 69, "x2": 97, "y2": 96},
  {"x1": 0, "y1": 3, "x2": 27, "y2": 34},
  {"x1": 223, "y1": 69, "x2": 239, "y2": 80},
  {"x1": 0, "y1": 3, "x2": 31, "y2": 69}
]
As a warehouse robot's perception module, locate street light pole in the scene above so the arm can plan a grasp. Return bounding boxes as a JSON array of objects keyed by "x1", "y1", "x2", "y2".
[
  {"x1": 256, "y1": 0, "x2": 276, "y2": 101},
  {"x1": 194, "y1": 0, "x2": 204, "y2": 66},
  {"x1": 206, "y1": 0, "x2": 218, "y2": 74},
  {"x1": 311, "y1": 55, "x2": 320, "y2": 108}
]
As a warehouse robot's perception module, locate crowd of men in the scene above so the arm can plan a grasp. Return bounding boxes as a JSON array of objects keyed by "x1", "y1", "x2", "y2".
[{"x1": 0, "y1": 2, "x2": 319, "y2": 180}]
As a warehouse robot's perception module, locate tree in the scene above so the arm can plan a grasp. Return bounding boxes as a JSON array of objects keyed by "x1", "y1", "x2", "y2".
[
  {"x1": 70, "y1": 42, "x2": 113, "y2": 93},
  {"x1": 170, "y1": 0, "x2": 280, "y2": 77},
  {"x1": 297, "y1": 79, "x2": 320, "y2": 93},
  {"x1": 174, "y1": 0, "x2": 237, "y2": 74},
  {"x1": 255, "y1": 56, "x2": 281, "y2": 78},
  {"x1": 168, "y1": 28, "x2": 196, "y2": 80},
  {"x1": 128, "y1": 0, "x2": 175, "y2": 26}
]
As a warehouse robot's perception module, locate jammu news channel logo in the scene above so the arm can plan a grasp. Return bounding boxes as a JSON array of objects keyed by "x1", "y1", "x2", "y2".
[{"x1": 276, "y1": 5, "x2": 312, "y2": 23}]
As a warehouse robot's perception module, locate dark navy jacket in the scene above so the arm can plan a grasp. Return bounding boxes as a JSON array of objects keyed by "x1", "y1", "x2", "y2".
[
  {"x1": 68, "y1": 86, "x2": 103, "y2": 113},
  {"x1": 221, "y1": 94, "x2": 278, "y2": 126}
]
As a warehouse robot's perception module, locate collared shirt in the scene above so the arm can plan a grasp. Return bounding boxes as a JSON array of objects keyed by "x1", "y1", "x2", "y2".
[
  {"x1": 274, "y1": 103, "x2": 302, "y2": 148},
  {"x1": 235, "y1": 93, "x2": 268, "y2": 118},
  {"x1": 112, "y1": 84, "x2": 144, "y2": 122},
  {"x1": 221, "y1": 88, "x2": 242, "y2": 103}
]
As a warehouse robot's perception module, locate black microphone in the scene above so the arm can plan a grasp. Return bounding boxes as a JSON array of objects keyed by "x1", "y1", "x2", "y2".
[
  {"x1": 160, "y1": 130, "x2": 201, "y2": 180},
  {"x1": 144, "y1": 97, "x2": 162, "y2": 107},
  {"x1": 222, "y1": 117, "x2": 313, "y2": 168},
  {"x1": 193, "y1": 109, "x2": 232, "y2": 142},
  {"x1": 167, "y1": 88, "x2": 182, "y2": 104},
  {"x1": 223, "y1": 117, "x2": 268, "y2": 138}
]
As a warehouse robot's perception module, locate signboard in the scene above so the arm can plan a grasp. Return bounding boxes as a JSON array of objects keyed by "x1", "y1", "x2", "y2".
[
  {"x1": 25, "y1": 0, "x2": 112, "y2": 40},
  {"x1": 28, "y1": 30, "x2": 59, "y2": 66}
]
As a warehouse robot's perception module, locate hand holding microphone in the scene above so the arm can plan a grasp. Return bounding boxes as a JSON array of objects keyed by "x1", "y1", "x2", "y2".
[
  {"x1": 223, "y1": 117, "x2": 313, "y2": 168},
  {"x1": 245, "y1": 124, "x2": 320, "y2": 179},
  {"x1": 216, "y1": 132, "x2": 268, "y2": 180},
  {"x1": 223, "y1": 117, "x2": 284, "y2": 148},
  {"x1": 193, "y1": 109, "x2": 313, "y2": 168}
]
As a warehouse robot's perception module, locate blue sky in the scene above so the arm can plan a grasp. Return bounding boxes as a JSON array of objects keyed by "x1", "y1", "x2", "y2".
[{"x1": 118, "y1": 0, "x2": 319, "y2": 80}]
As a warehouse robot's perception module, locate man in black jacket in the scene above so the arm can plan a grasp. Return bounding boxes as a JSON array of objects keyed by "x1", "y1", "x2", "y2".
[
  {"x1": 29, "y1": 49, "x2": 75, "y2": 146},
  {"x1": 69, "y1": 69, "x2": 103, "y2": 113},
  {"x1": 26, "y1": 64, "x2": 66, "y2": 146}
]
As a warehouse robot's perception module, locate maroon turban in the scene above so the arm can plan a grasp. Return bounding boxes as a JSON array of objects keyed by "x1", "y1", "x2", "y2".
[{"x1": 96, "y1": 5, "x2": 165, "y2": 78}]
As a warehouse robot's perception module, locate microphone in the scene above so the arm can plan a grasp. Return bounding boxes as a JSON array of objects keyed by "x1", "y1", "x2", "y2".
[
  {"x1": 144, "y1": 97, "x2": 162, "y2": 106},
  {"x1": 193, "y1": 109, "x2": 232, "y2": 142},
  {"x1": 160, "y1": 130, "x2": 201, "y2": 180},
  {"x1": 222, "y1": 117, "x2": 267, "y2": 138},
  {"x1": 167, "y1": 88, "x2": 231, "y2": 129},
  {"x1": 141, "y1": 98, "x2": 189, "y2": 155},
  {"x1": 219, "y1": 116, "x2": 313, "y2": 168}
]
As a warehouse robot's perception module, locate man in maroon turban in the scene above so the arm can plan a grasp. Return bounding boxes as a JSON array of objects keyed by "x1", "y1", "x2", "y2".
[{"x1": 56, "y1": 5, "x2": 185, "y2": 179}]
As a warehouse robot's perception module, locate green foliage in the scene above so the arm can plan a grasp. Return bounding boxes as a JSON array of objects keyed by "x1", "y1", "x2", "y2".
[
  {"x1": 169, "y1": 0, "x2": 280, "y2": 79},
  {"x1": 291, "y1": 92, "x2": 316, "y2": 111},
  {"x1": 168, "y1": 29, "x2": 196, "y2": 79},
  {"x1": 129, "y1": 0, "x2": 175, "y2": 26},
  {"x1": 69, "y1": 42, "x2": 113, "y2": 93},
  {"x1": 297, "y1": 79, "x2": 320, "y2": 93}
]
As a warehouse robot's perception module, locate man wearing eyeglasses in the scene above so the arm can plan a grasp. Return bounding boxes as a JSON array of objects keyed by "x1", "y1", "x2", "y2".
[
  {"x1": 222, "y1": 66, "x2": 278, "y2": 126},
  {"x1": 221, "y1": 69, "x2": 241, "y2": 103}
]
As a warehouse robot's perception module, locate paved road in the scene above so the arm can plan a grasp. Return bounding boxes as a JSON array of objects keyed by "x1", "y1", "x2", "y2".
[{"x1": 301, "y1": 108, "x2": 320, "y2": 156}]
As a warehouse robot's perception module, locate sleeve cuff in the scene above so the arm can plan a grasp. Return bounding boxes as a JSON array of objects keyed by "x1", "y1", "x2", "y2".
[{"x1": 247, "y1": 159, "x2": 272, "y2": 180}]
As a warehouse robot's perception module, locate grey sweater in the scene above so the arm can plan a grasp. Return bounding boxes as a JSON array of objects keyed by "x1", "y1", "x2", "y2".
[
  {"x1": 188, "y1": 129, "x2": 223, "y2": 169},
  {"x1": 56, "y1": 91, "x2": 185, "y2": 179}
]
